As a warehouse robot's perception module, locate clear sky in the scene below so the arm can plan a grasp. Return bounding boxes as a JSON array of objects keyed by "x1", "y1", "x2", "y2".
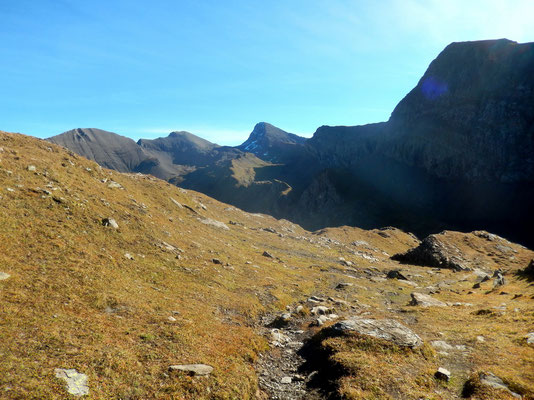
[{"x1": 1, "y1": 0, "x2": 533, "y2": 145}]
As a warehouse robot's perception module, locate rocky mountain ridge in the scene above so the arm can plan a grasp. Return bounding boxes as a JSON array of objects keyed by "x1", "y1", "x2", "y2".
[{"x1": 47, "y1": 39, "x2": 534, "y2": 247}]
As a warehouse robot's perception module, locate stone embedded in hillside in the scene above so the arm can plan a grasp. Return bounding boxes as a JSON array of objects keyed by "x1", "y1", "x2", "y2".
[
  {"x1": 392, "y1": 233, "x2": 470, "y2": 271},
  {"x1": 27, "y1": 165, "x2": 36, "y2": 172},
  {"x1": 54, "y1": 368, "x2": 89, "y2": 396},
  {"x1": 102, "y1": 218, "x2": 119, "y2": 229},
  {"x1": 169, "y1": 364, "x2": 213, "y2": 376},
  {"x1": 107, "y1": 181, "x2": 122, "y2": 189},
  {"x1": 493, "y1": 272, "x2": 506, "y2": 287},
  {"x1": 311, "y1": 306, "x2": 330, "y2": 315},
  {"x1": 198, "y1": 218, "x2": 229, "y2": 230},
  {"x1": 0, "y1": 272, "x2": 11, "y2": 280},
  {"x1": 431, "y1": 340, "x2": 453, "y2": 351},
  {"x1": 281, "y1": 376, "x2": 292, "y2": 384},
  {"x1": 386, "y1": 269, "x2": 408, "y2": 280},
  {"x1": 262, "y1": 251, "x2": 274, "y2": 258},
  {"x1": 336, "y1": 282, "x2": 353, "y2": 290},
  {"x1": 332, "y1": 317, "x2": 423, "y2": 348},
  {"x1": 170, "y1": 198, "x2": 183, "y2": 208},
  {"x1": 410, "y1": 292, "x2": 447, "y2": 307},
  {"x1": 526, "y1": 332, "x2": 534, "y2": 345},
  {"x1": 465, "y1": 372, "x2": 522, "y2": 399},
  {"x1": 435, "y1": 367, "x2": 451, "y2": 381}
]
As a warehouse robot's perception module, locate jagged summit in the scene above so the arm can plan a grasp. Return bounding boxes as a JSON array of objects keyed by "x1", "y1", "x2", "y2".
[{"x1": 238, "y1": 122, "x2": 306, "y2": 162}]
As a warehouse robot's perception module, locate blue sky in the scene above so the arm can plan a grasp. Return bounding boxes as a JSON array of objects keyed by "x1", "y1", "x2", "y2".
[{"x1": 1, "y1": 0, "x2": 533, "y2": 145}]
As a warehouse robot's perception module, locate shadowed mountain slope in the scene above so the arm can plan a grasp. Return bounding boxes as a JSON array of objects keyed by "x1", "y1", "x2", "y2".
[{"x1": 47, "y1": 39, "x2": 534, "y2": 247}]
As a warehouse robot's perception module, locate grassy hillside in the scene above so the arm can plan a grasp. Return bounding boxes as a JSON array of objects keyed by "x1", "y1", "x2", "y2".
[{"x1": 0, "y1": 131, "x2": 533, "y2": 399}]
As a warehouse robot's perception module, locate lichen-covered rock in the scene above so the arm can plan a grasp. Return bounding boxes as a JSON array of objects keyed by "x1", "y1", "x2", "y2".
[
  {"x1": 55, "y1": 368, "x2": 89, "y2": 396},
  {"x1": 332, "y1": 317, "x2": 422, "y2": 348}
]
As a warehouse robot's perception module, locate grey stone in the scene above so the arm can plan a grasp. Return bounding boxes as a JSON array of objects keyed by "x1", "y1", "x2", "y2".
[
  {"x1": 169, "y1": 364, "x2": 213, "y2": 376},
  {"x1": 386, "y1": 269, "x2": 407, "y2": 280},
  {"x1": 311, "y1": 306, "x2": 329, "y2": 315},
  {"x1": 526, "y1": 332, "x2": 534, "y2": 345},
  {"x1": 102, "y1": 218, "x2": 119, "y2": 229},
  {"x1": 170, "y1": 198, "x2": 183, "y2": 208},
  {"x1": 435, "y1": 367, "x2": 451, "y2": 381},
  {"x1": 478, "y1": 372, "x2": 521, "y2": 398},
  {"x1": 199, "y1": 218, "x2": 229, "y2": 230},
  {"x1": 0, "y1": 272, "x2": 10, "y2": 280},
  {"x1": 107, "y1": 181, "x2": 122, "y2": 189},
  {"x1": 262, "y1": 251, "x2": 274, "y2": 258},
  {"x1": 55, "y1": 368, "x2": 89, "y2": 396},
  {"x1": 332, "y1": 317, "x2": 422, "y2": 347},
  {"x1": 410, "y1": 292, "x2": 447, "y2": 307},
  {"x1": 431, "y1": 340, "x2": 453, "y2": 351},
  {"x1": 281, "y1": 376, "x2": 292, "y2": 384},
  {"x1": 27, "y1": 165, "x2": 36, "y2": 172}
]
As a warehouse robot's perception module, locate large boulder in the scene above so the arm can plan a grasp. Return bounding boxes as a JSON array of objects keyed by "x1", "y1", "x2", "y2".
[
  {"x1": 392, "y1": 233, "x2": 469, "y2": 270},
  {"x1": 332, "y1": 317, "x2": 422, "y2": 348}
]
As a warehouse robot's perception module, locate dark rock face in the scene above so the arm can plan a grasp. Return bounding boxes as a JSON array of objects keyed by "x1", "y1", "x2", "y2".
[
  {"x1": 386, "y1": 39, "x2": 534, "y2": 183},
  {"x1": 392, "y1": 233, "x2": 471, "y2": 271}
]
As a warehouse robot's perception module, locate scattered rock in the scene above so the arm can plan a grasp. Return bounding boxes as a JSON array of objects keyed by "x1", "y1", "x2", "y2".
[
  {"x1": 493, "y1": 272, "x2": 506, "y2": 287},
  {"x1": 410, "y1": 292, "x2": 447, "y2": 307},
  {"x1": 386, "y1": 269, "x2": 407, "y2": 280},
  {"x1": 335, "y1": 282, "x2": 353, "y2": 290},
  {"x1": 280, "y1": 376, "x2": 292, "y2": 384},
  {"x1": 170, "y1": 198, "x2": 183, "y2": 208},
  {"x1": 332, "y1": 317, "x2": 423, "y2": 347},
  {"x1": 107, "y1": 181, "x2": 122, "y2": 189},
  {"x1": 212, "y1": 258, "x2": 222, "y2": 264},
  {"x1": 307, "y1": 296, "x2": 326, "y2": 303},
  {"x1": 55, "y1": 368, "x2": 89, "y2": 396},
  {"x1": 124, "y1": 253, "x2": 134, "y2": 260},
  {"x1": 310, "y1": 306, "x2": 329, "y2": 315},
  {"x1": 431, "y1": 340, "x2": 453, "y2": 351},
  {"x1": 435, "y1": 367, "x2": 451, "y2": 381},
  {"x1": 169, "y1": 364, "x2": 213, "y2": 376},
  {"x1": 262, "y1": 251, "x2": 274, "y2": 258},
  {"x1": 0, "y1": 272, "x2": 10, "y2": 280},
  {"x1": 526, "y1": 332, "x2": 534, "y2": 345},
  {"x1": 464, "y1": 372, "x2": 522, "y2": 399},
  {"x1": 102, "y1": 218, "x2": 119, "y2": 229},
  {"x1": 476, "y1": 336, "x2": 485, "y2": 343},
  {"x1": 199, "y1": 218, "x2": 229, "y2": 230},
  {"x1": 27, "y1": 165, "x2": 36, "y2": 172}
]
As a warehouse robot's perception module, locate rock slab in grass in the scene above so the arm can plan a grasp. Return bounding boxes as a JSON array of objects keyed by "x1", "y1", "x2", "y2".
[
  {"x1": 199, "y1": 218, "x2": 229, "y2": 230},
  {"x1": 55, "y1": 368, "x2": 89, "y2": 396},
  {"x1": 0, "y1": 272, "x2": 10, "y2": 280},
  {"x1": 169, "y1": 364, "x2": 213, "y2": 376},
  {"x1": 410, "y1": 292, "x2": 447, "y2": 307},
  {"x1": 478, "y1": 372, "x2": 522, "y2": 398},
  {"x1": 333, "y1": 317, "x2": 423, "y2": 348}
]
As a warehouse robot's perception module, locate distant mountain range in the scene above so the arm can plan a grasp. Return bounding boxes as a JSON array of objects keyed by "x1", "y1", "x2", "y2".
[{"x1": 48, "y1": 39, "x2": 534, "y2": 246}]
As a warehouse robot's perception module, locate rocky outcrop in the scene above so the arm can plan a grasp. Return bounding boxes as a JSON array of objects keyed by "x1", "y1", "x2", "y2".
[
  {"x1": 332, "y1": 317, "x2": 423, "y2": 348},
  {"x1": 392, "y1": 233, "x2": 470, "y2": 270}
]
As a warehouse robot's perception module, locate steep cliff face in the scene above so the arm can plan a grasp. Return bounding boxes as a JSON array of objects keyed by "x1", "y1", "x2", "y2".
[{"x1": 385, "y1": 39, "x2": 534, "y2": 182}]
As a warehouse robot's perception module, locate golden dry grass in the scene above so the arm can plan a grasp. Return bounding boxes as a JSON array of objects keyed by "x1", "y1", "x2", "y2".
[{"x1": 0, "y1": 130, "x2": 533, "y2": 399}]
